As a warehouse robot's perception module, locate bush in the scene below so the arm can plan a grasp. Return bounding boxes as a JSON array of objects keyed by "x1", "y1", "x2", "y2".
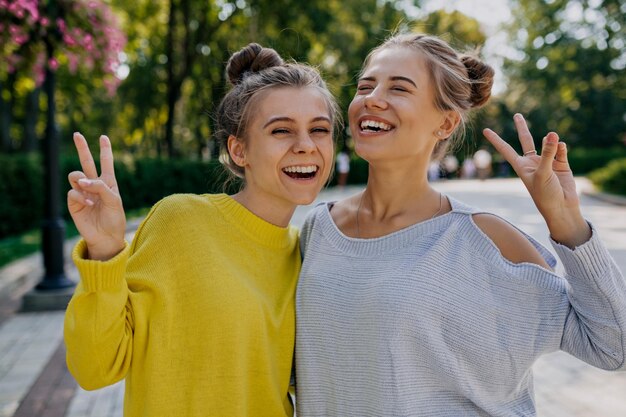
[
  {"x1": 567, "y1": 147, "x2": 626, "y2": 175},
  {"x1": 0, "y1": 154, "x2": 44, "y2": 238},
  {"x1": 588, "y1": 158, "x2": 626, "y2": 196},
  {"x1": 0, "y1": 154, "x2": 237, "y2": 240}
]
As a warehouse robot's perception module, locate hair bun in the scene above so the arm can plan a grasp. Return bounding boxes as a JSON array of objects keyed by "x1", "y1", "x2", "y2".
[
  {"x1": 226, "y1": 43, "x2": 284, "y2": 85},
  {"x1": 460, "y1": 55, "x2": 494, "y2": 108}
]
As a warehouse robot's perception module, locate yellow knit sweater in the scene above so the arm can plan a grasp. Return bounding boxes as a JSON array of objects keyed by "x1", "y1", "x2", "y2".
[{"x1": 64, "y1": 194, "x2": 300, "y2": 417}]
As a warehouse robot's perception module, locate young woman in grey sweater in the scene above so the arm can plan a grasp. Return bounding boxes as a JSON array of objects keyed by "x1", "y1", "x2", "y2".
[{"x1": 295, "y1": 33, "x2": 626, "y2": 416}]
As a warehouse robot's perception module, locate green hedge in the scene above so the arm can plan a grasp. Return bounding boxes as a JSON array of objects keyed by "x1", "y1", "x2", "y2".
[
  {"x1": 0, "y1": 154, "x2": 45, "y2": 239},
  {"x1": 567, "y1": 147, "x2": 626, "y2": 175},
  {"x1": 588, "y1": 158, "x2": 626, "y2": 196},
  {"x1": 0, "y1": 154, "x2": 240, "y2": 239}
]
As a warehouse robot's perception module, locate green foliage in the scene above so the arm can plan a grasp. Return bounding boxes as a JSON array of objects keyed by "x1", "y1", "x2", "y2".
[
  {"x1": 0, "y1": 154, "x2": 44, "y2": 238},
  {"x1": 0, "y1": 153, "x2": 237, "y2": 239},
  {"x1": 567, "y1": 147, "x2": 626, "y2": 174},
  {"x1": 501, "y1": 0, "x2": 626, "y2": 150},
  {"x1": 589, "y1": 158, "x2": 626, "y2": 196}
]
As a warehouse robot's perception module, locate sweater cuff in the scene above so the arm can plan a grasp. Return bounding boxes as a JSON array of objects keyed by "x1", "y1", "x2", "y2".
[
  {"x1": 72, "y1": 239, "x2": 130, "y2": 292},
  {"x1": 550, "y1": 223, "x2": 610, "y2": 279}
]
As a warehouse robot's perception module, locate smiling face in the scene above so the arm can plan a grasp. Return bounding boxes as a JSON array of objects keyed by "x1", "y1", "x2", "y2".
[
  {"x1": 229, "y1": 86, "x2": 334, "y2": 211},
  {"x1": 348, "y1": 46, "x2": 453, "y2": 165}
]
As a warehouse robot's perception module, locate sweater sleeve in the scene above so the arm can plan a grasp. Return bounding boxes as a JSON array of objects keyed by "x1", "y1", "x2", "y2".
[
  {"x1": 64, "y1": 239, "x2": 134, "y2": 390},
  {"x1": 555, "y1": 224, "x2": 626, "y2": 371}
]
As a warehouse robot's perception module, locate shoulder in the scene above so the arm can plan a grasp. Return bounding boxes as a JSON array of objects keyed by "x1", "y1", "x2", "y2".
[
  {"x1": 302, "y1": 201, "x2": 331, "y2": 236},
  {"x1": 471, "y1": 213, "x2": 550, "y2": 269},
  {"x1": 134, "y1": 194, "x2": 209, "y2": 240}
]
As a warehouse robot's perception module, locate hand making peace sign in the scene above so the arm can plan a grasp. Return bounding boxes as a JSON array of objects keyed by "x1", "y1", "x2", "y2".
[
  {"x1": 67, "y1": 133, "x2": 126, "y2": 261},
  {"x1": 483, "y1": 114, "x2": 591, "y2": 248}
]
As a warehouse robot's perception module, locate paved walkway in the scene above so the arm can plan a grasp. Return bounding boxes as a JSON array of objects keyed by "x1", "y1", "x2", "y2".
[{"x1": 1, "y1": 177, "x2": 626, "y2": 416}]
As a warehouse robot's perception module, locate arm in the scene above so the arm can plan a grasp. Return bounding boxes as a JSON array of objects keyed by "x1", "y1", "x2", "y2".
[
  {"x1": 484, "y1": 115, "x2": 626, "y2": 369},
  {"x1": 64, "y1": 132, "x2": 133, "y2": 389},
  {"x1": 555, "y1": 229, "x2": 626, "y2": 370},
  {"x1": 64, "y1": 240, "x2": 134, "y2": 389},
  {"x1": 471, "y1": 213, "x2": 550, "y2": 269}
]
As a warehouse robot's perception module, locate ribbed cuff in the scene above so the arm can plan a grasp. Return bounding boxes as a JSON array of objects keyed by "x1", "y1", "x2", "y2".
[
  {"x1": 72, "y1": 239, "x2": 130, "y2": 292},
  {"x1": 550, "y1": 224, "x2": 611, "y2": 279}
]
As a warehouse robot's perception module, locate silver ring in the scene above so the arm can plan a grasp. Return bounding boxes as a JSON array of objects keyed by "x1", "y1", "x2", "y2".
[{"x1": 523, "y1": 150, "x2": 537, "y2": 156}]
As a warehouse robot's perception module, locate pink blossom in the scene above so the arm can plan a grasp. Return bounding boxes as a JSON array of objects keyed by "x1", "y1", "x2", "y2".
[
  {"x1": 56, "y1": 18, "x2": 66, "y2": 33},
  {"x1": 63, "y1": 33, "x2": 76, "y2": 47},
  {"x1": 67, "y1": 53, "x2": 79, "y2": 74},
  {"x1": 48, "y1": 57, "x2": 59, "y2": 71},
  {"x1": 13, "y1": 34, "x2": 29, "y2": 45},
  {"x1": 2, "y1": 0, "x2": 126, "y2": 93}
]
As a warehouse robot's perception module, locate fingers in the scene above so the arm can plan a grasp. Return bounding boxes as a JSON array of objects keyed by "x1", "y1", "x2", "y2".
[
  {"x1": 482, "y1": 128, "x2": 519, "y2": 164},
  {"x1": 538, "y1": 132, "x2": 559, "y2": 172},
  {"x1": 76, "y1": 178, "x2": 120, "y2": 206},
  {"x1": 555, "y1": 141, "x2": 568, "y2": 164},
  {"x1": 68, "y1": 189, "x2": 94, "y2": 208},
  {"x1": 73, "y1": 132, "x2": 98, "y2": 179},
  {"x1": 99, "y1": 135, "x2": 117, "y2": 182},
  {"x1": 513, "y1": 114, "x2": 536, "y2": 155}
]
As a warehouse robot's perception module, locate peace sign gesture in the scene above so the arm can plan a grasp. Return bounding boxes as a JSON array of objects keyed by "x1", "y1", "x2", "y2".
[
  {"x1": 483, "y1": 114, "x2": 591, "y2": 248},
  {"x1": 67, "y1": 133, "x2": 126, "y2": 260}
]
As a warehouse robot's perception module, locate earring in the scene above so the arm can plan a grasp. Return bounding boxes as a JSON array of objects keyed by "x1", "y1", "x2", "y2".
[{"x1": 436, "y1": 130, "x2": 442, "y2": 137}]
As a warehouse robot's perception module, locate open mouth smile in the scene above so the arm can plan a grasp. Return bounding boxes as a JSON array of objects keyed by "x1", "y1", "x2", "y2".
[
  {"x1": 282, "y1": 165, "x2": 319, "y2": 180},
  {"x1": 359, "y1": 119, "x2": 394, "y2": 133}
]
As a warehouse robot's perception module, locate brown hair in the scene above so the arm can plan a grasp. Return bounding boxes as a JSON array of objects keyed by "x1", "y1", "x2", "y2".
[
  {"x1": 215, "y1": 43, "x2": 341, "y2": 180},
  {"x1": 361, "y1": 33, "x2": 494, "y2": 159}
]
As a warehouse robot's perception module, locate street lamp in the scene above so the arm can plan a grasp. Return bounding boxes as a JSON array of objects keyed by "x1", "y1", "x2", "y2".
[
  {"x1": 38, "y1": 36, "x2": 74, "y2": 291},
  {"x1": 22, "y1": 0, "x2": 75, "y2": 311}
]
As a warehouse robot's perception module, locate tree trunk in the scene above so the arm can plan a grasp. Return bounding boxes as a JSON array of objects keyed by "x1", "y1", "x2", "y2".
[
  {"x1": 23, "y1": 88, "x2": 41, "y2": 152},
  {"x1": 164, "y1": 0, "x2": 177, "y2": 158},
  {"x1": 0, "y1": 78, "x2": 15, "y2": 152}
]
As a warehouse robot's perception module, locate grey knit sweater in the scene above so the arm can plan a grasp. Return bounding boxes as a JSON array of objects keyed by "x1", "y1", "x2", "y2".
[{"x1": 295, "y1": 197, "x2": 626, "y2": 417}]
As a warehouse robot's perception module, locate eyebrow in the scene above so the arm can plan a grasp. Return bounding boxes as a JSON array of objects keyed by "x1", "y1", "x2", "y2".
[
  {"x1": 358, "y1": 76, "x2": 417, "y2": 88},
  {"x1": 263, "y1": 116, "x2": 332, "y2": 128}
]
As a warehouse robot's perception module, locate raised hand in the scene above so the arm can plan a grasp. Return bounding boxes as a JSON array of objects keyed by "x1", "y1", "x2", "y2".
[
  {"x1": 67, "y1": 133, "x2": 126, "y2": 260},
  {"x1": 483, "y1": 114, "x2": 591, "y2": 248}
]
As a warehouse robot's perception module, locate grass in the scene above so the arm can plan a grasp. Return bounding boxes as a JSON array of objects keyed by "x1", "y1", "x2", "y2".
[{"x1": 0, "y1": 208, "x2": 151, "y2": 269}]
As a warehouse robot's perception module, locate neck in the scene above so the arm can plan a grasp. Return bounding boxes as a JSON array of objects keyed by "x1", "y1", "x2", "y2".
[
  {"x1": 363, "y1": 159, "x2": 437, "y2": 219},
  {"x1": 231, "y1": 188, "x2": 295, "y2": 228}
]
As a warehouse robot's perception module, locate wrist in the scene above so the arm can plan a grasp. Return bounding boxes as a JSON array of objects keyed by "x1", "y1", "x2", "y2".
[
  {"x1": 546, "y1": 211, "x2": 591, "y2": 249},
  {"x1": 86, "y1": 240, "x2": 126, "y2": 261}
]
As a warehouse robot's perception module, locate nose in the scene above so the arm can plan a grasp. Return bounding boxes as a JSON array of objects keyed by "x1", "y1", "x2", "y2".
[
  {"x1": 363, "y1": 86, "x2": 388, "y2": 110},
  {"x1": 293, "y1": 131, "x2": 316, "y2": 154}
]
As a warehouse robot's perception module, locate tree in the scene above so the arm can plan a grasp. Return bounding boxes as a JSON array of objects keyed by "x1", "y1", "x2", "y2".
[
  {"x1": 0, "y1": 0, "x2": 126, "y2": 152},
  {"x1": 503, "y1": 0, "x2": 626, "y2": 148}
]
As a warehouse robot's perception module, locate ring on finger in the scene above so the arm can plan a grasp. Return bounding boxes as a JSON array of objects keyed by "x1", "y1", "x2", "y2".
[{"x1": 523, "y1": 150, "x2": 537, "y2": 156}]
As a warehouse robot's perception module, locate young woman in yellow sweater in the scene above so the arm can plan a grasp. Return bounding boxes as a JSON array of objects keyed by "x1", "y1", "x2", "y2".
[{"x1": 64, "y1": 43, "x2": 339, "y2": 417}]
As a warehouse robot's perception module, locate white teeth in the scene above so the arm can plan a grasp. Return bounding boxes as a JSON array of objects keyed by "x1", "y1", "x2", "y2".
[
  {"x1": 283, "y1": 165, "x2": 318, "y2": 173},
  {"x1": 360, "y1": 120, "x2": 392, "y2": 131}
]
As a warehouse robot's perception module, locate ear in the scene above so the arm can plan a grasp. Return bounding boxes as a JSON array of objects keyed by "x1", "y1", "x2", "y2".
[
  {"x1": 437, "y1": 111, "x2": 461, "y2": 139},
  {"x1": 227, "y1": 135, "x2": 246, "y2": 167}
]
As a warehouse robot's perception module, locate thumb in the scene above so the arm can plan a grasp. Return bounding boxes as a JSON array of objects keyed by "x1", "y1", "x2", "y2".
[{"x1": 538, "y1": 132, "x2": 559, "y2": 173}]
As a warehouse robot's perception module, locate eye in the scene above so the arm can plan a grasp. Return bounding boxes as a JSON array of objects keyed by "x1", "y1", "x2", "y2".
[
  {"x1": 392, "y1": 85, "x2": 408, "y2": 92},
  {"x1": 357, "y1": 84, "x2": 374, "y2": 93},
  {"x1": 311, "y1": 127, "x2": 331, "y2": 134},
  {"x1": 272, "y1": 128, "x2": 290, "y2": 134}
]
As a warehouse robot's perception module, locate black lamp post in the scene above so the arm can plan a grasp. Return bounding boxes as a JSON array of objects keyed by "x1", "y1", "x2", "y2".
[
  {"x1": 37, "y1": 40, "x2": 74, "y2": 291},
  {"x1": 37, "y1": 0, "x2": 74, "y2": 291}
]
